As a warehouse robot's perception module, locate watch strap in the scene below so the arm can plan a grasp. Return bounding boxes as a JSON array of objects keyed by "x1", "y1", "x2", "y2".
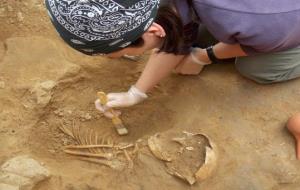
[{"x1": 206, "y1": 46, "x2": 221, "y2": 63}]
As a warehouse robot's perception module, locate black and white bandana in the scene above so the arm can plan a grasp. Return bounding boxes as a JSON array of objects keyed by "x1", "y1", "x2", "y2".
[{"x1": 45, "y1": 0, "x2": 160, "y2": 55}]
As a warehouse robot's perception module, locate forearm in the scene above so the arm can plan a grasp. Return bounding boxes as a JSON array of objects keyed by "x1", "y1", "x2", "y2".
[
  {"x1": 213, "y1": 43, "x2": 247, "y2": 59},
  {"x1": 135, "y1": 51, "x2": 185, "y2": 93},
  {"x1": 196, "y1": 43, "x2": 247, "y2": 62}
]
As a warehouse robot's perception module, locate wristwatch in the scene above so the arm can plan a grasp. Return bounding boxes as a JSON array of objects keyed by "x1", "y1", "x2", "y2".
[{"x1": 206, "y1": 46, "x2": 221, "y2": 63}]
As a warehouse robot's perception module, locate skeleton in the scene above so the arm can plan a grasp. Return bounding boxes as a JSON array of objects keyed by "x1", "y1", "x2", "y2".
[
  {"x1": 59, "y1": 121, "x2": 138, "y2": 170},
  {"x1": 58, "y1": 121, "x2": 217, "y2": 185}
]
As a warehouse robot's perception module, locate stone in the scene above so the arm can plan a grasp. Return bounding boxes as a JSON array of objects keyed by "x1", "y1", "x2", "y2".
[
  {"x1": 0, "y1": 156, "x2": 50, "y2": 190},
  {"x1": 1, "y1": 156, "x2": 50, "y2": 183},
  {"x1": 30, "y1": 80, "x2": 56, "y2": 107},
  {"x1": 0, "y1": 172, "x2": 32, "y2": 190},
  {"x1": 17, "y1": 12, "x2": 24, "y2": 22},
  {"x1": 54, "y1": 109, "x2": 64, "y2": 117},
  {"x1": 40, "y1": 80, "x2": 56, "y2": 91},
  {"x1": 0, "y1": 183, "x2": 19, "y2": 190},
  {"x1": 84, "y1": 113, "x2": 92, "y2": 120},
  {"x1": 0, "y1": 8, "x2": 6, "y2": 17}
]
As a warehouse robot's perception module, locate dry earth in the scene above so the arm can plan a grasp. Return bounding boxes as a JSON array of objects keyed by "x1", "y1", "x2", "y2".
[{"x1": 1, "y1": 1, "x2": 300, "y2": 190}]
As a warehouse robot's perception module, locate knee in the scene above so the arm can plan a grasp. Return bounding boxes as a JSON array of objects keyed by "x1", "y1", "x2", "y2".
[{"x1": 235, "y1": 59, "x2": 278, "y2": 84}]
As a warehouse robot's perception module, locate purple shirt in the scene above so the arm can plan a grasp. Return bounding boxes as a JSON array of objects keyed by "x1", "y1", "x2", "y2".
[{"x1": 176, "y1": 0, "x2": 300, "y2": 55}]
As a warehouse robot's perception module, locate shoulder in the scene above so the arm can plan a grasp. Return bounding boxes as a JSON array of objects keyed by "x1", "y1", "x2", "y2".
[{"x1": 193, "y1": 0, "x2": 300, "y2": 14}]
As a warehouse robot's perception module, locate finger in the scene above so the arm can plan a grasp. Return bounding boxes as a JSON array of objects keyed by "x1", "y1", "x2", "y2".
[
  {"x1": 95, "y1": 99, "x2": 110, "y2": 112},
  {"x1": 95, "y1": 99, "x2": 105, "y2": 112}
]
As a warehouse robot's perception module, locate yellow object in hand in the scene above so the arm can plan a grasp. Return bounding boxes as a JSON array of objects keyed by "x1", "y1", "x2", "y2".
[{"x1": 97, "y1": 92, "x2": 128, "y2": 136}]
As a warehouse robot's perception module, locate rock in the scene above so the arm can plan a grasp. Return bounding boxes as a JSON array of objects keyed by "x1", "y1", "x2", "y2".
[
  {"x1": 0, "y1": 172, "x2": 32, "y2": 189},
  {"x1": 84, "y1": 113, "x2": 92, "y2": 120},
  {"x1": 40, "y1": 80, "x2": 56, "y2": 91},
  {"x1": 1, "y1": 156, "x2": 49, "y2": 179},
  {"x1": 30, "y1": 80, "x2": 56, "y2": 107},
  {"x1": 0, "y1": 156, "x2": 49, "y2": 190},
  {"x1": 0, "y1": 183, "x2": 19, "y2": 190},
  {"x1": 54, "y1": 109, "x2": 64, "y2": 117}
]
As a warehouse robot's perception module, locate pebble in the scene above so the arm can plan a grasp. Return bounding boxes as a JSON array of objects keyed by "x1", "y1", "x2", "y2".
[
  {"x1": 40, "y1": 80, "x2": 56, "y2": 91},
  {"x1": 0, "y1": 81, "x2": 5, "y2": 89},
  {"x1": 48, "y1": 149, "x2": 56, "y2": 154},
  {"x1": 17, "y1": 12, "x2": 24, "y2": 22},
  {"x1": 185, "y1": 147, "x2": 194, "y2": 151},
  {"x1": 84, "y1": 113, "x2": 92, "y2": 120},
  {"x1": 54, "y1": 109, "x2": 64, "y2": 117}
]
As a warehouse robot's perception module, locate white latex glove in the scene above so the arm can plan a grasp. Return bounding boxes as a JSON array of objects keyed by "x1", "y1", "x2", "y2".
[
  {"x1": 174, "y1": 48, "x2": 211, "y2": 75},
  {"x1": 95, "y1": 86, "x2": 147, "y2": 117},
  {"x1": 106, "y1": 85, "x2": 148, "y2": 107}
]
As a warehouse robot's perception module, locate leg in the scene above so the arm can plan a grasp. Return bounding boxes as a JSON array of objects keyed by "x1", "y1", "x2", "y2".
[{"x1": 235, "y1": 46, "x2": 300, "y2": 84}]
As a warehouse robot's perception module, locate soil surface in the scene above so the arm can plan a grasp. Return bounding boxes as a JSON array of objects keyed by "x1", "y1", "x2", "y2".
[{"x1": 1, "y1": 1, "x2": 300, "y2": 190}]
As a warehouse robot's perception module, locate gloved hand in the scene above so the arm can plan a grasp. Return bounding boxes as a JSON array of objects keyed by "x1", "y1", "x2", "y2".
[
  {"x1": 95, "y1": 85, "x2": 148, "y2": 117},
  {"x1": 174, "y1": 48, "x2": 211, "y2": 75}
]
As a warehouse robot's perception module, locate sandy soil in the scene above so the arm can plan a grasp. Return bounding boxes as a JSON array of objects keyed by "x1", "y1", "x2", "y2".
[{"x1": 1, "y1": 1, "x2": 300, "y2": 190}]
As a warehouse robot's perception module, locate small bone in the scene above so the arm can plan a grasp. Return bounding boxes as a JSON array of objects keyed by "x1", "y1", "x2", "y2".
[
  {"x1": 59, "y1": 122, "x2": 74, "y2": 138},
  {"x1": 172, "y1": 137, "x2": 187, "y2": 146},
  {"x1": 64, "y1": 149, "x2": 113, "y2": 159},
  {"x1": 84, "y1": 129, "x2": 89, "y2": 145},
  {"x1": 118, "y1": 143, "x2": 134, "y2": 150},
  {"x1": 133, "y1": 143, "x2": 139, "y2": 153},
  {"x1": 64, "y1": 144, "x2": 114, "y2": 149},
  {"x1": 72, "y1": 123, "x2": 82, "y2": 144},
  {"x1": 148, "y1": 134, "x2": 172, "y2": 162},
  {"x1": 79, "y1": 157, "x2": 125, "y2": 171},
  {"x1": 87, "y1": 129, "x2": 97, "y2": 153},
  {"x1": 123, "y1": 149, "x2": 133, "y2": 169},
  {"x1": 102, "y1": 138, "x2": 108, "y2": 153}
]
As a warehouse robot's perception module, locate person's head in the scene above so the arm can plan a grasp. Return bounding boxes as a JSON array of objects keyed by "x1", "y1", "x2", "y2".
[{"x1": 46, "y1": 0, "x2": 184, "y2": 57}]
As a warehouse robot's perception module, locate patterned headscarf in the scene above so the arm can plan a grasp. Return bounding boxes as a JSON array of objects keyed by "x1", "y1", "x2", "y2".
[{"x1": 45, "y1": 0, "x2": 160, "y2": 55}]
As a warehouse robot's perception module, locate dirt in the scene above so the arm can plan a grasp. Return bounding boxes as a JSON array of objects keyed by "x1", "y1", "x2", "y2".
[{"x1": 1, "y1": 1, "x2": 300, "y2": 190}]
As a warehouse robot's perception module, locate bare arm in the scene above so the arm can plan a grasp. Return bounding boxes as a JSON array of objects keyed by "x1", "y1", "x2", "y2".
[
  {"x1": 213, "y1": 43, "x2": 247, "y2": 58},
  {"x1": 135, "y1": 51, "x2": 185, "y2": 93},
  {"x1": 175, "y1": 43, "x2": 247, "y2": 75},
  {"x1": 197, "y1": 43, "x2": 247, "y2": 61}
]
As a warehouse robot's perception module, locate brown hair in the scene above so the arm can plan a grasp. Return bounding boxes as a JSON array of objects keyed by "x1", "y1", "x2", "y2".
[{"x1": 131, "y1": 0, "x2": 187, "y2": 55}]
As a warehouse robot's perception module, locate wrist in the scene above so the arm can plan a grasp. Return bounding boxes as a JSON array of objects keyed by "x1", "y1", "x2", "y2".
[
  {"x1": 205, "y1": 46, "x2": 222, "y2": 63},
  {"x1": 192, "y1": 48, "x2": 211, "y2": 64},
  {"x1": 129, "y1": 85, "x2": 148, "y2": 100}
]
